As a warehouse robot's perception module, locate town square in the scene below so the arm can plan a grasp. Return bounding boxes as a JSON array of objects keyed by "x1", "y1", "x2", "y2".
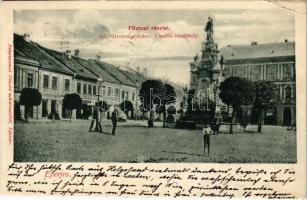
[
  {"x1": 14, "y1": 120, "x2": 296, "y2": 163},
  {"x1": 13, "y1": 9, "x2": 296, "y2": 163}
]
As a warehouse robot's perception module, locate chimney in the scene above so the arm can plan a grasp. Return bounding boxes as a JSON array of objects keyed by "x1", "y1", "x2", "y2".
[
  {"x1": 74, "y1": 49, "x2": 80, "y2": 57},
  {"x1": 96, "y1": 55, "x2": 101, "y2": 61},
  {"x1": 66, "y1": 50, "x2": 72, "y2": 59},
  {"x1": 251, "y1": 41, "x2": 257, "y2": 46},
  {"x1": 285, "y1": 39, "x2": 288, "y2": 43},
  {"x1": 23, "y1": 33, "x2": 31, "y2": 42}
]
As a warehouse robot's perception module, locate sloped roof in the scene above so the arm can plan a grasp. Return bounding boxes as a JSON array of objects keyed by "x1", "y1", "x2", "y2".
[
  {"x1": 14, "y1": 48, "x2": 40, "y2": 67},
  {"x1": 219, "y1": 41, "x2": 295, "y2": 61},
  {"x1": 38, "y1": 45, "x2": 98, "y2": 81},
  {"x1": 14, "y1": 48, "x2": 26, "y2": 57},
  {"x1": 118, "y1": 68, "x2": 146, "y2": 86},
  {"x1": 90, "y1": 60, "x2": 136, "y2": 87},
  {"x1": 73, "y1": 57, "x2": 121, "y2": 84},
  {"x1": 14, "y1": 34, "x2": 73, "y2": 75}
]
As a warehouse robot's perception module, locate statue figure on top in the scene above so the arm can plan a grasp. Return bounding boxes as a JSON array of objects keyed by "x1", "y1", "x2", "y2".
[{"x1": 204, "y1": 16, "x2": 213, "y2": 42}]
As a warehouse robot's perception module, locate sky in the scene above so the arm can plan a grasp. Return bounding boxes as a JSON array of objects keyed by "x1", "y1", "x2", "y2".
[{"x1": 14, "y1": 8, "x2": 295, "y2": 85}]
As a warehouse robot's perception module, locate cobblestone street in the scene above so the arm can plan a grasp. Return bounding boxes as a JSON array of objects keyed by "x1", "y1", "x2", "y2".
[{"x1": 14, "y1": 120, "x2": 296, "y2": 163}]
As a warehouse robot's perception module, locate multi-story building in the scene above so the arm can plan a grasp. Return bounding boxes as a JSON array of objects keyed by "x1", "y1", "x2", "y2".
[
  {"x1": 37, "y1": 46, "x2": 99, "y2": 119},
  {"x1": 14, "y1": 48, "x2": 40, "y2": 119},
  {"x1": 189, "y1": 18, "x2": 295, "y2": 126},
  {"x1": 73, "y1": 56, "x2": 123, "y2": 106},
  {"x1": 14, "y1": 33, "x2": 146, "y2": 120},
  {"x1": 90, "y1": 59, "x2": 137, "y2": 104},
  {"x1": 74, "y1": 57, "x2": 142, "y2": 118},
  {"x1": 219, "y1": 41, "x2": 295, "y2": 125},
  {"x1": 14, "y1": 33, "x2": 74, "y2": 119}
]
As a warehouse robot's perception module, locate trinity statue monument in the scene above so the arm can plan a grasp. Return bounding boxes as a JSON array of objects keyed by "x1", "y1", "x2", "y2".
[{"x1": 189, "y1": 17, "x2": 225, "y2": 113}]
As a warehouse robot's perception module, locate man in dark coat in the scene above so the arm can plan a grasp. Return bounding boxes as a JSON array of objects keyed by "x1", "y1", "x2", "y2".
[
  {"x1": 89, "y1": 108, "x2": 98, "y2": 132},
  {"x1": 111, "y1": 107, "x2": 118, "y2": 135}
]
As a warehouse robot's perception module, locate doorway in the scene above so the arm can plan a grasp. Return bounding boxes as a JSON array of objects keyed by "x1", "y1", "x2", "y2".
[{"x1": 283, "y1": 107, "x2": 292, "y2": 126}]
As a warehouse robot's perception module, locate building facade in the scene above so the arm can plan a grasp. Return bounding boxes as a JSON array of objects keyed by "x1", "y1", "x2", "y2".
[
  {"x1": 189, "y1": 18, "x2": 295, "y2": 125},
  {"x1": 14, "y1": 33, "x2": 146, "y2": 120},
  {"x1": 14, "y1": 48, "x2": 40, "y2": 119},
  {"x1": 14, "y1": 33, "x2": 75, "y2": 120},
  {"x1": 219, "y1": 41, "x2": 295, "y2": 125}
]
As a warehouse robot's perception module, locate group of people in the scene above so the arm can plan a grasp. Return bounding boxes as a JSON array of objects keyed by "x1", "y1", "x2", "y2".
[{"x1": 89, "y1": 106, "x2": 119, "y2": 135}]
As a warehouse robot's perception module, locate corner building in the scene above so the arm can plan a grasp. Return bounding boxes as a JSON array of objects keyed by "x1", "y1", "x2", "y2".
[{"x1": 219, "y1": 41, "x2": 296, "y2": 125}]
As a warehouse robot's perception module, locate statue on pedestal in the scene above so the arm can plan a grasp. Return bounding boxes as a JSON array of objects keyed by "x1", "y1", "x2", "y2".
[{"x1": 204, "y1": 16, "x2": 213, "y2": 42}]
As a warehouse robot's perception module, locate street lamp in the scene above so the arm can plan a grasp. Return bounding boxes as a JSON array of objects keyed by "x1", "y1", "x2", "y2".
[
  {"x1": 94, "y1": 77, "x2": 103, "y2": 132},
  {"x1": 135, "y1": 79, "x2": 139, "y2": 120}
]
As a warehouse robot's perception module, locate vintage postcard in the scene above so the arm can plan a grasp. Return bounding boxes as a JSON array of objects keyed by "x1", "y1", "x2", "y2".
[{"x1": 0, "y1": 1, "x2": 306, "y2": 198}]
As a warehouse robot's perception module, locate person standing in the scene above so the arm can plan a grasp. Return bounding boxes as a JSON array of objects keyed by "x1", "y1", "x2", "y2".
[
  {"x1": 215, "y1": 114, "x2": 222, "y2": 135},
  {"x1": 202, "y1": 124, "x2": 212, "y2": 156},
  {"x1": 89, "y1": 108, "x2": 98, "y2": 132},
  {"x1": 111, "y1": 107, "x2": 118, "y2": 135}
]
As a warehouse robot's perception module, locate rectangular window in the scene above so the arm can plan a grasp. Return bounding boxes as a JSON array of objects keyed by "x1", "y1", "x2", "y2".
[
  {"x1": 223, "y1": 66, "x2": 231, "y2": 78},
  {"x1": 132, "y1": 93, "x2": 135, "y2": 101},
  {"x1": 65, "y1": 79, "x2": 70, "y2": 92},
  {"x1": 27, "y1": 73, "x2": 33, "y2": 87},
  {"x1": 250, "y1": 66, "x2": 261, "y2": 81},
  {"x1": 122, "y1": 91, "x2": 125, "y2": 100},
  {"x1": 107, "y1": 87, "x2": 111, "y2": 96},
  {"x1": 83, "y1": 84, "x2": 87, "y2": 95},
  {"x1": 102, "y1": 86, "x2": 106, "y2": 96},
  {"x1": 115, "y1": 88, "x2": 119, "y2": 97},
  {"x1": 235, "y1": 66, "x2": 246, "y2": 78},
  {"x1": 283, "y1": 64, "x2": 293, "y2": 80},
  {"x1": 77, "y1": 82, "x2": 81, "y2": 94},
  {"x1": 93, "y1": 85, "x2": 96, "y2": 95},
  {"x1": 267, "y1": 65, "x2": 277, "y2": 81},
  {"x1": 126, "y1": 91, "x2": 129, "y2": 99},
  {"x1": 43, "y1": 75, "x2": 49, "y2": 88},
  {"x1": 51, "y1": 77, "x2": 58, "y2": 90},
  {"x1": 88, "y1": 84, "x2": 92, "y2": 95}
]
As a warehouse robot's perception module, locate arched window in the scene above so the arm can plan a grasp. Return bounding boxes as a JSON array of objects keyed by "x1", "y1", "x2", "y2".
[
  {"x1": 285, "y1": 86, "x2": 291, "y2": 99},
  {"x1": 199, "y1": 78, "x2": 209, "y2": 92}
]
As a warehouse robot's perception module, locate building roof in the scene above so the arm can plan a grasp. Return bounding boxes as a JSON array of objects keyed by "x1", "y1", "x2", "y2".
[
  {"x1": 219, "y1": 41, "x2": 295, "y2": 62},
  {"x1": 14, "y1": 48, "x2": 40, "y2": 67},
  {"x1": 73, "y1": 57, "x2": 121, "y2": 84},
  {"x1": 89, "y1": 60, "x2": 136, "y2": 87},
  {"x1": 14, "y1": 34, "x2": 73, "y2": 75},
  {"x1": 118, "y1": 68, "x2": 146, "y2": 86},
  {"x1": 38, "y1": 45, "x2": 98, "y2": 81},
  {"x1": 14, "y1": 48, "x2": 26, "y2": 57}
]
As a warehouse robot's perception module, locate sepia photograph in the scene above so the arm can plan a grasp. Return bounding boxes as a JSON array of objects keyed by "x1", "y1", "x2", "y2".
[{"x1": 13, "y1": 8, "x2": 296, "y2": 163}]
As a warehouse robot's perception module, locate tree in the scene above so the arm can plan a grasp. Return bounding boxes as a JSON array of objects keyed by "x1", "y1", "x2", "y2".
[
  {"x1": 119, "y1": 100, "x2": 134, "y2": 119},
  {"x1": 139, "y1": 80, "x2": 166, "y2": 127},
  {"x1": 254, "y1": 81, "x2": 278, "y2": 133},
  {"x1": 162, "y1": 84, "x2": 176, "y2": 127},
  {"x1": 219, "y1": 77, "x2": 255, "y2": 134},
  {"x1": 19, "y1": 88, "x2": 42, "y2": 122},
  {"x1": 63, "y1": 93, "x2": 82, "y2": 122}
]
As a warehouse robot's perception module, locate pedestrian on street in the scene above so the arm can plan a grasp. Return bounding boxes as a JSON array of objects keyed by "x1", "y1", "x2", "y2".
[
  {"x1": 89, "y1": 108, "x2": 97, "y2": 132},
  {"x1": 111, "y1": 107, "x2": 118, "y2": 135},
  {"x1": 202, "y1": 124, "x2": 212, "y2": 156}
]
